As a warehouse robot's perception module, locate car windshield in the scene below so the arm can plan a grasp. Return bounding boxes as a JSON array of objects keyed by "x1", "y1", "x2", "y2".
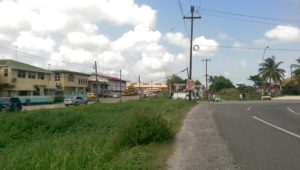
[{"x1": 0, "y1": 97, "x2": 9, "y2": 103}]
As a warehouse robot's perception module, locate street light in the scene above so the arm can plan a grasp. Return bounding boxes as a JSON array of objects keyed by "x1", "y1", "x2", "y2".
[
  {"x1": 261, "y1": 46, "x2": 269, "y2": 96},
  {"x1": 262, "y1": 46, "x2": 269, "y2": 62}
]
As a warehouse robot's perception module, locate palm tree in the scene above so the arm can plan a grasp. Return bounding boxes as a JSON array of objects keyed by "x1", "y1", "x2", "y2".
[{"x1": 258, "y1": 56, "x2": 285, "y2": 95}]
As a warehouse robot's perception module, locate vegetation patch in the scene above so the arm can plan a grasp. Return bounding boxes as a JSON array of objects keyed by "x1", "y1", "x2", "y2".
[
  {"x1": 114, "y1": 113, "x2": 173, "y2": 147},
  {"x1": 0, "y1": 96, "x2": 195, "y2": 169}
]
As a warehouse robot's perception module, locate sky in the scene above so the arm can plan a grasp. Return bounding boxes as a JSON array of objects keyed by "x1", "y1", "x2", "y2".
[{"x1": 0, "y1": 0, "x2": 299, "y2": 86}]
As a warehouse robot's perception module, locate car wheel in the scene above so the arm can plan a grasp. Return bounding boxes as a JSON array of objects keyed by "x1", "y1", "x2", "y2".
[
  {"x1": 65, "y1": 104, "x2": 69, "y2": 106},
  {"x1": 75, "y1": 102, "x2": 79, "y2": 106}
]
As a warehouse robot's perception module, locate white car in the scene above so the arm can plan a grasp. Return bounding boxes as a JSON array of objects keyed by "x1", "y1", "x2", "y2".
[{"x1": 64, "y1": 96, "x2": 88, "y2": 106}]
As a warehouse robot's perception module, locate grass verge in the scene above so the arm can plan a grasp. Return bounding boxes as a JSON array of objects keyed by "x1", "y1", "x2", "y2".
[{"x1": 0, "y1": 95, "x2": 196, "y2": 170}]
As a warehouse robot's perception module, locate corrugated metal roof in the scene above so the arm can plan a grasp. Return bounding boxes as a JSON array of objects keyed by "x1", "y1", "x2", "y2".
[{"x1": 0, "y1": 59, "x2": 51, "y2": 73}]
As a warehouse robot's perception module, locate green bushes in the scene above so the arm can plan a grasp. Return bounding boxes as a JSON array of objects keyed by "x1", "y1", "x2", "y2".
[{"x1": 115, "y1": 113, "x2": 173, "y2": 147}]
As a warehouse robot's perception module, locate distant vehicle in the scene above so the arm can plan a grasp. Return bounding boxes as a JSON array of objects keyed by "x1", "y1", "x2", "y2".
[
  {"x1": 64, "y1": 96, "x2": 88, "y2": 106},
  {"x1": 87, "y1": 92, "x2": 96, "y2": 101},
  {"x1": 112, "y1": 94, "x2": 119, "y2": 98},
  {"x1": 0, "y1": 97, "x2": 22, "y2": 112}
]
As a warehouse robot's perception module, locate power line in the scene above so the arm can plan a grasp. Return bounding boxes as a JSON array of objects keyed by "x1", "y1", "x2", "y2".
[
  {"x1": 199, "y1": 7, "x2": 300, "y2": 23},
  {"x1": 201, "y1": 12, "x2": 284, "y2": 26},
  {"x1": 194, "y1": 44, "x2": 300, "y2": 52},
  {"x1": 177, "y1": 0, "x2": 190, "y2": 37}
]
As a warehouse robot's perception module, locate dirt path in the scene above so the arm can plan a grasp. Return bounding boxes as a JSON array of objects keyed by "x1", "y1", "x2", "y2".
[{"x1": 167, "y1": 103, "x2": 240, "y2": 170}]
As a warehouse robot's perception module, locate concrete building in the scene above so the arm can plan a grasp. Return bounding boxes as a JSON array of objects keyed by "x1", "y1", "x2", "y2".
[
  {"x1": 0, "y1": 59, "x2": 53, "y2": 96},
  {"x1": 88, "y1": 74, "x2": 126, "y2": 96},
  {"x1": 51, "y1": 70, "x2": 89, "y2": 96}
]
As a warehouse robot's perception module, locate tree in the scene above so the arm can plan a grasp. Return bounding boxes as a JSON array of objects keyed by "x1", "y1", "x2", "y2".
[
  {"x1": 166, "y1": 74, "x2": 184, "y2": 90},
  {"x1": 209, "y1": 75, "x2": 235, "y2": 92},
  {"x1": 195, "y1": 80, "x2": 201, "y2": 85},
  {"x1": 248, "y1": 74, "x2": 262, "y2": 87},
  {"x1": 292, "y1": 56, "x2": 300, "y2": 93},
  {"x1": 258, "y1": 56, "x2": 285, "y2": 94}
]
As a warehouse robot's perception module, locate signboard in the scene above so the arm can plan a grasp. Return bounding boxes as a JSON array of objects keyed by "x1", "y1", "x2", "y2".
[{"x1": 186, "y1": 79, "x2": 195, "y2": 90}]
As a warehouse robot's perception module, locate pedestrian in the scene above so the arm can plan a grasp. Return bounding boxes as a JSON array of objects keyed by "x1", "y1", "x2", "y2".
[
  {"x1": 239, "y1": 93, "x2": 243, "y2": 101},
  {"x1": 212, "y1": 94, "x2": 216, "y2": 102}
]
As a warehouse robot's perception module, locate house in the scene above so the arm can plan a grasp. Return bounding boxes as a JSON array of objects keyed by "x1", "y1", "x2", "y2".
[
  {"x1": 88, "y1": 74, "x2": 109, "y2": 96},
  {"x1": 50, "y1": 70, "x2": 89, "y2": 96},
  {"x1": 88, "y1": 74, "x2": 127, "y2": 96},
  {"x1": 0, "y1": 59, "x2": 53, "y2": 97}
]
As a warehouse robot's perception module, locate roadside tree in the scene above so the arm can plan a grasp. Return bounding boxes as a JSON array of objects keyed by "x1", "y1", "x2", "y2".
[{"x1": 258, "y1": 56, "x2": 285, "y2": 95}]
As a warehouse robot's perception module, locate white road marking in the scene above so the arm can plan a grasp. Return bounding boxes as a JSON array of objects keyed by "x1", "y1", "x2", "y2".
[
  {"x1": 287, "y1": 107, "x2": 300, "y2": 116},
  {"x1": 247, "y1": 106, "x2": 251, "y2": 111},
  {"x1": 253, "y1": 116, "x2": 300, "y2": 139}
]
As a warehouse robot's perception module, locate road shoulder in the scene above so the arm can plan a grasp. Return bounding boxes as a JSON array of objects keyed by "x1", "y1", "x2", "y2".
[{"x1": 168, "y1": 103, "x2": 239, "y2": 170}]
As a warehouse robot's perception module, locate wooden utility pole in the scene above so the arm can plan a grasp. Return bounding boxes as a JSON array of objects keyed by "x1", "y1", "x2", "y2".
[
  {"x1": 94, "y1": 61, "x2": 99, "y2": 103},
  {"x1": 202, "y1": 59, "x2": 211, "y2": 92},
  {"x1": 139, "y1": 75, "x2": 141, "y2": 100},
  {"x1": 184, "y1": 5, "x2": 201, "y2": 100},
  {"x1": 119, "y1": 69, "x2": 122, "y2": 102}
]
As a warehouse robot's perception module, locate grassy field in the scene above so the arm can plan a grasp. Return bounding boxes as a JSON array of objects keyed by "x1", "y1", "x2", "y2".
[
  {"x1": 216, "y1": 88, "x2": 261, "y2": 101},
  {"x1": 0, "y1": 95, "x2": 196, "y2": 170}
]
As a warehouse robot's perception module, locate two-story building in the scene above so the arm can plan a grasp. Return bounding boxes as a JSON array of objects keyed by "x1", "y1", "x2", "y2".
[
  {"x1": 51, "y1": 70, "x2": 89, "y2": 96},
  {"x1": 88, "y1": 74, "x2": 127, "y2": 96},
  {"x1": 0, "y1": 59, "x2": 53, "y2": 96}
]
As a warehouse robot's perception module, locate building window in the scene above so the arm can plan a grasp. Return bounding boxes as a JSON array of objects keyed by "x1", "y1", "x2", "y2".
[
  {"x1": 28, "y1": 71, "x2": 36, "y2": 79},
  {"x1": 68, "y1": 74, "x2": 74, "y2": 82},
  {"x1": 38, "y1": 73, "x2": 45, "y2": 80},
  {"x1": 143, "y1": 83, "x2": 149, "y2": 85},
  {"x1": 18, "y1": 70, "x2": 26, "y2": 78},
  {"x1": 155, "y1": 83, "x2": 161, "y2": 85},
  {"x1": 79, "y1": 78, "x2": 87, "y2": 85},
  {"x1": 55, "y1": 72, "x2": 60, "y2": 81},
  {"x1": 4, "y1": 69, "x2": 8, "y2": 77}
]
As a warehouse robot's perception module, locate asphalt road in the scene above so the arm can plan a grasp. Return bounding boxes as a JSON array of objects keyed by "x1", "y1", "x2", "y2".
[
  {"x1": 213, "y1": 101, "x2": 300, "y2": 170},
  {"x1": 23, "y1": 96, "x2": 140, "y2": 111}
]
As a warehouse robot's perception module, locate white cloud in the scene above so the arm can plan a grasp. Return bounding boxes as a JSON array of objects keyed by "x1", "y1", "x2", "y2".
[
  {"x1": 113, "y1": 25, "x2": 161, "y2": 52},
  {"x1": 232, "y1": 42, "x2": 245, "y2": 48},
  {"x1": 66, "y1": 32, "x2": 110, "y2": 51},
  {"x1": 51, "y1": 45, "x2": 94, "y2": 64},
  {"x1": 0, "y1": 33, "x2": 10, "y2": 41},
  {"x1": 240, "y1": 60, "x2": 247, "y2": 67},
  {"x1": 164, "y1": 33, "x2": 219, "y2": 57},
  {"x1": 193, "y1": 36, "x2": 219, "y2": 57},
  {"x1": 218, "y1": 33, "x2": 234, "y2": 41},
  {"x1": 0, "y1": 1, "x2": 31, "y2": 33},
  {"x1": 253, "y1": 38, "x2": 270, "y2": 46},
  {"x1": 12, "y1": 31, "x2": 55, "y2": 52},
  {"x1": 0, "y1": 0, "x2": 186, "y2": 81},
  {"x1": 96, "y1": 51, "x2": 125, "y2": 70},
  {"x1": 265, "y1": 25, "x2": 300, "y2": 42},
  {"x1": 164, "y1": 32, "x2": 188, "y2": 49}
]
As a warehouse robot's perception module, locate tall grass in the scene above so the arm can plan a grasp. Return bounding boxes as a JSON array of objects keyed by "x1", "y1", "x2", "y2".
[{"x1": 0, "y1": 96, "x2": 195, "y2": 169}]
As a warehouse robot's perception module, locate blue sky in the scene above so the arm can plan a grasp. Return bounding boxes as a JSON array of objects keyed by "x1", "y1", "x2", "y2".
[
  {"x1": 135, "y1": 0, "x2": 300, "y2": 84},
  {"x1": 0, "y1": 0, "x2": 299, "y2": 86}
]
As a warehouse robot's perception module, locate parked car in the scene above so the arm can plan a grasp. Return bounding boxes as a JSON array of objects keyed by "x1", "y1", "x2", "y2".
[
  {"x1": 0, "y1": 97, "x2": 22, "y2": 112},
  {"x1": 64, "y1": 96, "x2": 88, "y2": 106}
]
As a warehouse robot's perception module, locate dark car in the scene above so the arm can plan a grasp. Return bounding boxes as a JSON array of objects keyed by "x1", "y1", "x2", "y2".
[{"x1": 0, "y1": 97, "x2": 23, "y2": 112}]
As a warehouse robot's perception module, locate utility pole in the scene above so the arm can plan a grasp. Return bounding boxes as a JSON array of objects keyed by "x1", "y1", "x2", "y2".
[
  {"x1": 94, "y1": 61, "x2": 99, "y2": 103},
  {"x1": 202, "y1": 59, "x2": 211, "y2": 93},
  {"x1": 139, "y1": 75, "x2": 141, "y2": 100},
  {"x1": 184, "y1": 5, "x2": 201, "y2": 100},
  {"x1": 119, "y1": 69, "x2": 122, "y2": 102}
]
